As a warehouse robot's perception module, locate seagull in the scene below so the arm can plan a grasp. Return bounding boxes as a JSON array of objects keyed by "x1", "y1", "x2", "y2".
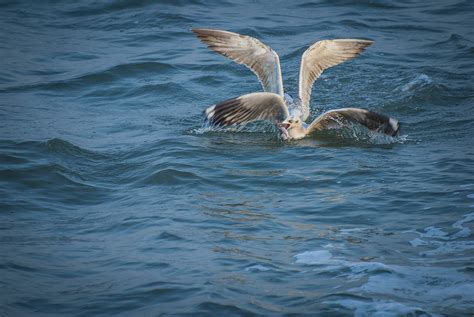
[{"x1": 192, "y1": 28, "x2": 399, "y2": 140}]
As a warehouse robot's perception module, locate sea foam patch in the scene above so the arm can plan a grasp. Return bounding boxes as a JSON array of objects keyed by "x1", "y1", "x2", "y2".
[
  {"x1": 245, "y1": 264, "x2": 271, "y2": 272},
  {"x1": 357, "y1": 265, "x2": 474, "y2": 312},
  {"x1": 294, "y1": 249, "x2": 393, "y2": 279},
  {"x1": 409, "y1": 212, "x2": 474, "y2": 256},
  {"x1": 326, "y1": 299, "x2": 432, "y2": 317},
  {"x1": 294, "y1": 249, "x2": 473, "y2": 313},
  {"x1": 294, "y1": 250, "x2": 333, "y2": 265}
]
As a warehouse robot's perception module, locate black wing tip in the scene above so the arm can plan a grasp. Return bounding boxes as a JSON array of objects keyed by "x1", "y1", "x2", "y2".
[
  {"x1": 192, "y1": 28, "x2": 213, "y2": 39},
  {"x1": 387, "y1": 118, "x2": 400, "y2": 136},
  {"x1": 354, "y1": 40, "x2": 374, "y2": 53},
  {"x1": 192, "y1": 28, "x2": 227, "y2": 45},
  {"x1": 377, "y1": 114, "x2": 400, "y2": 136},
  {"x1": 362, "y1": 40, "x2": 374, "y2": 50},
  {"x1": 351, "y1": 109, "x2": 400, "y2": 137}
]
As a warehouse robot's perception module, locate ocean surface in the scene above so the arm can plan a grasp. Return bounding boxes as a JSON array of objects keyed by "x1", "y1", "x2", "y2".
[{"x1": 1, "y1": 0, "x2": 474, "y2": 316}]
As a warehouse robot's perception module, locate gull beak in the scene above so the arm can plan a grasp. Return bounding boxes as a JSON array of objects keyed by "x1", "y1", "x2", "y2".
[
  {"x1": 278, "y1": 121, "x2": 290, "y2": 140},
  {"x1": 279, "y1": 121, "x2": 291, "y2": 129}
]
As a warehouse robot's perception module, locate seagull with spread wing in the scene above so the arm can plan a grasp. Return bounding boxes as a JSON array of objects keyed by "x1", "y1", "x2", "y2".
[{"x1": 193, "y1": 28, "x2": 399, "y2": 140}]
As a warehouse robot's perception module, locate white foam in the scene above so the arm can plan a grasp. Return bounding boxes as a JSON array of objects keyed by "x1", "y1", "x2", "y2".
[
  {"x1": 245, "y1": 264, "x2": 271, "y2": 272},
  {"x1": 450, "y1": 227, "x2": 471, "y2": 239},
  {"x1": 348, "y1": 262, "x2": 393, "y2": 275},
  {"x1": 322, "y1": 242, "x2": 347, "y2": 250},
  {"x1": 339, "y1": 228, "x2": 366, "y2": 234},
  {"x1": 467, "y1": 193, "x2": 474, "y2": 199},
  {"x1": 294, "y1": 249, "x2": 393, "y2": 279},
  {"x1": 454, "y1": 212, "x2": 474, "y2": 227},
  {"x1": 358, "y1": 265, "x2": 473, "y2": 308},
  {"x1": 408, "y1": 212, "x2": 474, "y2": 257},
  {"x1": 294, "y1": 250, "x2": 333, "y2": 265},
  {"x1": 421, "y1": 240, "x2": 474, "y2": 256},
  {"x1": 294, "y1": 214, "x2": 474, "y2": 314},
  {"x1": 422, "y1": 226, "x2": 449, "y2": 239},
  {"x1": 295, "y1": 235, "x2": 473, "y2": 312},
  {"x1": 409, "y1": 238, "x2": 428, "y2": 247},
  {"x1": 294, "y1": 251, "x2": 473, "y2": 311},
  {"x1": 329, "y1": 299, "x2": 431, "y2": 317},
  {"x1": 410, "y1": 213, "x2": 474, "y2": 242}
]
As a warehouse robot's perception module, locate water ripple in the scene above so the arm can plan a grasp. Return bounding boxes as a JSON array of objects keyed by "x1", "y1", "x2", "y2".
[{"x1": 2, "y1": 0, "x2": 474, "y2": 316}]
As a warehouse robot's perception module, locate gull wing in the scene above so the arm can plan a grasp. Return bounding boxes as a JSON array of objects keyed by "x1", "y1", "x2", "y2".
[
  {"x1": 298, "y1": 39, "x2": 373, "y2": 120},
  {"x1": 193, "y1": 28, "x2": 284, "y2": 96},
  {"x1": 204, "y1": 92, "x2": 289, "y2": 127},
  {"x1": 307, "y1": 108, "x2": 399, "y2": 136}
]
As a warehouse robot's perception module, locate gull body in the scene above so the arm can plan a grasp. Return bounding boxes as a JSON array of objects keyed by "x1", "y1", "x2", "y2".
[{"x1": 193, "y1": 29, "x2": 400, "y2": 140}]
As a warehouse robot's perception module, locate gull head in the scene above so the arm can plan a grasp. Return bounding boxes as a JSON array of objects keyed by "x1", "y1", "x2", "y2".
[{"x1": 278, "y1": 116, "x2": 306, "y2": 140}]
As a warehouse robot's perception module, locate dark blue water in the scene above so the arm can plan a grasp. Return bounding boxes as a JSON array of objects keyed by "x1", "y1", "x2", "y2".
[{"x1": 1, "y1": 1, "x2": 474, "y2": 316}]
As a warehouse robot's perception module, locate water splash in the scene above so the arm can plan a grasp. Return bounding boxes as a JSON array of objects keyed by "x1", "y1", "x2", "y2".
[
  {"x1": 190, "y1": 120, "x2": 278, "y2": 135},
  {"x1": 399, "y1": 73, "x2": 433, "y2": 92},
  {"x1": 191, "y1": 120, "x2": 406, "y2": 145},
  {"x1": 312, "y1": 123, "x2": 407, "y2": 145}
]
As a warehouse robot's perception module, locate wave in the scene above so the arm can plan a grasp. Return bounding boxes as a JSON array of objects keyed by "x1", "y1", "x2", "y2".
[
  {"x1": 140, "y1": 168, "x2": 203, "y2": 186},
  {"x1": 291, "y1": 0, "x2": 411, "y2": 9},
  {"x1": 44, "y1": 138, "x2": 110, "y2": 160},
  {"x1": 195, "y1": 301, "x2": 257, "y2": 315},
  {"x1": 423, "y1": 0, "x2": 473, "y2": 15},
  {"x1": 431, "y1": 33, "x2": 473, "y2": 49},
  {"x1": 0, "y1": 138, "x2": 117, "y2": 209},
  {"x1": 325, "y1": 299, "x2": 430, "y2": 316},
  {"x1": 2, "y1": 2, "x2": 473, "y2": 316},
  {"x1": 61, "y1": 0, "x2": 206, "y2": 17},
  {"x1": 83, "y1": 81, "x2": 190, "y2": 99},
  {"x1": 0, "y1": 161, "x2": 109, "y2": 207},
  {"x1": 79, "y1": 282, "x2": 202, "y2": 316},
  {"x1": 391, "y1": 73, "x2": 452, "y2": 104},
  {"x1": 0, "y1": 61, "x2": 177, "y2": 93},
  {"x1": 1, "y1": 138, "x2": 109, "y2": 162},
  {"x1": 397, "y1": 73, "x2": 433, "y2": 93}
]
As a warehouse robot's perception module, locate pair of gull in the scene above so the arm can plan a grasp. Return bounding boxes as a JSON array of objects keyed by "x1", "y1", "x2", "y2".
[{"x1": 193, "y1": 28, "x2": 399, "y2": 140}]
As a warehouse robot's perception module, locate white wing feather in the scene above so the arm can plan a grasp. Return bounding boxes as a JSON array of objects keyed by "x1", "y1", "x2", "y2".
[
  {"x1": 298, "y1": 39, "x2": 373, "y2": 120},
  {"x1": 193, "y1": 28, "x2": 284, "y2": 96}
]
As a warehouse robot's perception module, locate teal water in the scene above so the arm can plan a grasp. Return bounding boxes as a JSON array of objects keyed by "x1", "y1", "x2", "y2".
[{"x1": 1, "y1": 1, "x2": 474, "y2": 316}]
